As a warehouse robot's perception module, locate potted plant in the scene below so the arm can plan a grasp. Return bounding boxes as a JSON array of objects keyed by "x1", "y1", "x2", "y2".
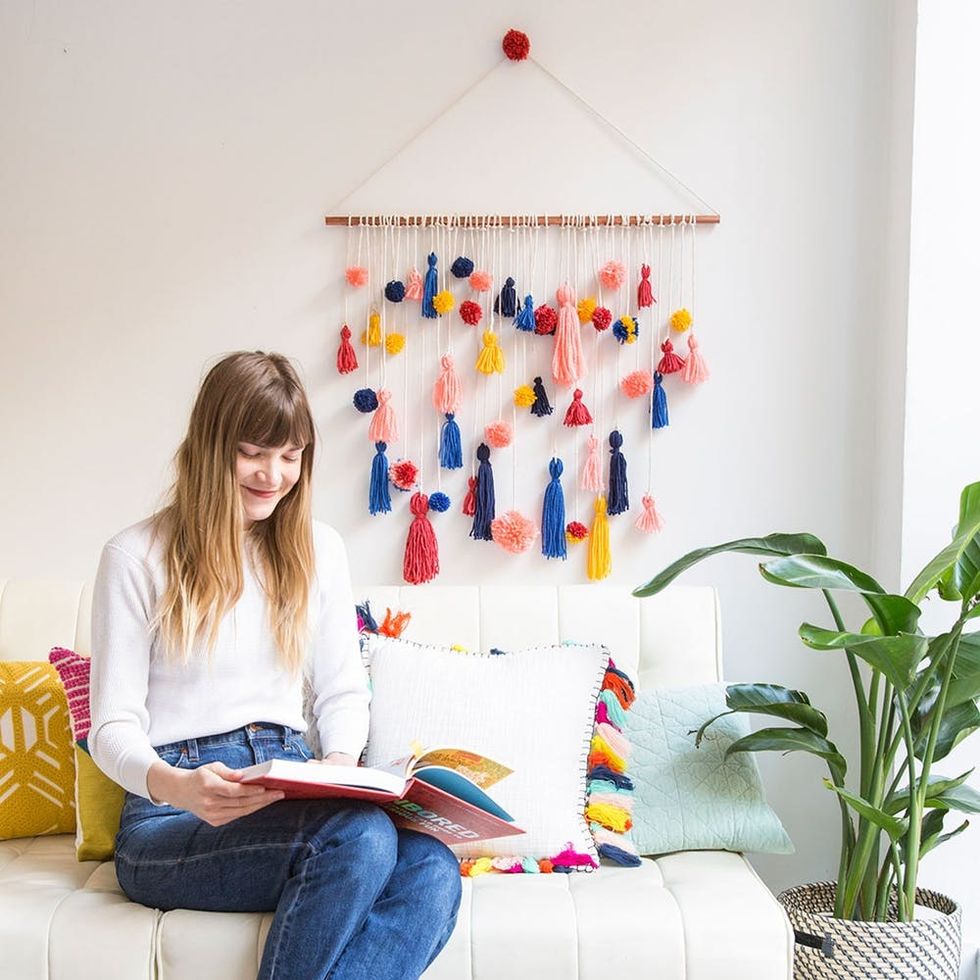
[{"x1": 633, "y1": 481, "x2": 980, "y2": 980}]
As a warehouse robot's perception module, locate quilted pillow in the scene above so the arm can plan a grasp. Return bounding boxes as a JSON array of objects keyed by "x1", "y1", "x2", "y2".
[
  {"x1": 623, "y1": 683, "x2": 793, "y2": 856},
  {"x1": 362, "y1": 633, "x2": 610, "y2": 874},
  {"x1": 0, "y1": 661, "x2": 76, "y2": 839}
]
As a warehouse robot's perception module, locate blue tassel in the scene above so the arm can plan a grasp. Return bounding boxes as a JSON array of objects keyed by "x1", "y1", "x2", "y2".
[
  {"x1": 597, "y1": 843, "x2": 642, "y2": 867},
  {"x1": 589, "y1": 765, "x2": 634, "y2": 790},
  {"x1": 530, "y1": 376, "x2": 553, "y2": 417},
  {"x1": 470, "y1": 442, "x2": 495, "y2": 541},
  {"x1": 439, "y1": 413, "x2": 463, "y2": 469},
  {"x1": 355, "y1": 600, "x2": 379, "y2": 632},
  {"x1": 652, "y1": 371, "x2": 669, "y2": 428},
  {"x1": 422, "y1": 252, "x2": 438, "y2": 319},
  {"x1": 542, "y1": 457, "x2": 567, "y2": 560},
  {"x1": 493, "y1": 276, "x2": 519, "y2": 317},
  {"x1": 608, "y1": 430, "x2": 629, "y2": 515},
  {"x1": 369, "y1": 442, "x2": 391, "y2": 515},
  {"x1": 514, "y1": 294, "x2": 535, "y2": 331}
]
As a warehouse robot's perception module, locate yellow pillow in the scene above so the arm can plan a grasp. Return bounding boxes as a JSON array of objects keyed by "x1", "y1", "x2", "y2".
[{"x1": 0, "y1": 661, "x2": 77, "y2": 839}]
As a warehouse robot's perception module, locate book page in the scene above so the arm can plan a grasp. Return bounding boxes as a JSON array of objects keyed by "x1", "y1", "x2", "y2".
[{"x1": 410, "y1": 747, "x2": 513, "y2": 789}]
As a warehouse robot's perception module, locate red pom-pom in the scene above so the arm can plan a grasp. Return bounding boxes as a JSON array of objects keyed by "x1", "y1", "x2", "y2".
[
  {"x1": 592, "y1": 306, "x2": 612, "y2": 331},
  {"x1": 502, "y1": 29, "x2": 530, "y2": 61},
  {"x1": 390, "y1": 459, "x2": 418, "y2": 491},
  {"x1": 566, "y1": 521, "x2": 589, "y2": 542},
  {"x1": 459, "y1": 299, "x2": 483, "y2": 326},
  {"x1": 534, "y1": 303, "x2": 558, "y2": 335}
]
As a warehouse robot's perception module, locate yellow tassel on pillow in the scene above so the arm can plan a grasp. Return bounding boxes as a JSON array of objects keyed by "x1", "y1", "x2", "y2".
[
  {"x1": 476, "y1": 331, "x2": 505, "y2": 375},
  {"x1": 591, "y1": 733, "x2": 626, "y2": 772},
  {"x1": 586, "y1": 802, "x2": 632, "y2": 834},
  {"x1": 587, "y1": 495, "x2": 611, "y2": 581},
  {"x1": 469, "y1": 856, "x2": 494, "y2": 877}
]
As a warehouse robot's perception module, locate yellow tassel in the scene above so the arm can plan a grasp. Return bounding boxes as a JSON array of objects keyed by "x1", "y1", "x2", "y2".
[
  {"x1": 513, "y1": 384, "x2": 535, "y2": 408},
  {"x1": 361, "y1": 310, "x2": 382, "y2": 347},
  {"x1": 475, "y1": 331, "x2": 505, "y2": 375},
  {"x1": 585, "y1": 802, "x2": 631, "y2": 833},
  {"x1": 469, "y1": 856, "x2": 494, "y2": 877},
  {"x1": 591, "y1": 733, "x2": 626, "y2": 771},
  {"x1": 385, "y1": 332, "x2": 405, "y2": 355},
  {"x1": 433, "y1": 289, "x2": 455, "y2": 315},
  {"x1": 587, "y1": 495, "x2": 611, "y2": 581},
  {"x1": 670, "y1": 308, "x2": 693, "y2": 332},
  {"x1": 577, "y1": 296, "x2": 597, "y2": 324},
  {"x1": 450, "y1": 644, "x2": 468, "y2": 653}
]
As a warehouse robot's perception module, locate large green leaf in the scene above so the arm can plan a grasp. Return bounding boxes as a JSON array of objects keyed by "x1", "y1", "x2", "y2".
[
  {"x1": 632, "y1": 534, "x2": 827, "y2": 597},
  {"x1": 913, "y1": 700, "x2": 980, "y2": 763},
  {"x1": 823, "y1": 779, "x2": 909, "y2": 842},
  {"x1": 726, "y1": 727, "x2": 846, "y2": 784},
  {"x1": 798, "y1": 624, "x2": 927, "y2": 688},
  {"x1": 694, "y1": 684, "x2": 829, "y2": 744},
  {"x1": 759, "y1": 555, "x2": 885, "y2": 593},
  {"x1": 948, "y1": 633, "x2": 980, "y2": 707},
  {"x1": 927, "y1": 783, "x2": 980, "y2": 814},
  {"x1": 906, "y1": 482, "x2": 980, "y2": 603},
  {"x1": 884, "y1": 769, "x2": 975, "y2": 815},
  {"x1": 907, "y1": 810, "x2": 969, "y2": 861}
]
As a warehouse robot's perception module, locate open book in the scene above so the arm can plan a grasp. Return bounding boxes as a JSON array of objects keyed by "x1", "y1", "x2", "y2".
[{"x1": 238, "y1": 745, "x2": 525, "y2": 847}]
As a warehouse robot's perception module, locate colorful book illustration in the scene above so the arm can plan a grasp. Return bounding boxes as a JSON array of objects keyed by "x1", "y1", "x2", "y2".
[{"x1": 238, "y1": 745, "x2": 524, "y2": 847}]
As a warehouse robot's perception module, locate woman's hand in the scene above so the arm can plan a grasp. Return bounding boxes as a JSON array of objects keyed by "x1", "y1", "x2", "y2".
[
  {"x1": 147, "y1": 760, "x2": 285, "y2": 827},
  {"x1": 307, "y1": 751, "x2": 358, "y2": 767}
]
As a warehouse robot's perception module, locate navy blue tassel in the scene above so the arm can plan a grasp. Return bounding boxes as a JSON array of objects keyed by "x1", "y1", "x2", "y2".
[
  {"x1": 355, "y1": 600, "x2": 379, "y2": 632},
  {"x1": 514, "y1": 294, "x2": 535, "y2": 331},
  {"x1": 369, "y1": 442, "x2": 391, "y2": 515},
  {"x1": 597, "y1": 843, "x2": 642, "y2": 867},
  {"x1": 542, "y1": 457, "x2": 567, "y2": 560},
  {"x1": 422, "y1": 252, "x2": 438, "y2": 318},
  {"x1": 439, "y1": 413, "x2": 463, "y2": 469},
  {"x1": 493, "y1": 276, "x2": 519, "y2": 317},
  {"x1": 470, "y1": 442, "x2": 495, "y2": 541},
  {"x1": 590, "y1": 765, "x2": 634, "y2": 790},
  {"x1": 608, "y1": 430, "x2": 629, "y2": 515},
  {"x1": 652, "y1": 371, "x2": 669, "y2": 428},
  {"x1": 530, "y1": 376, "x2": 553, "y2": 417}
]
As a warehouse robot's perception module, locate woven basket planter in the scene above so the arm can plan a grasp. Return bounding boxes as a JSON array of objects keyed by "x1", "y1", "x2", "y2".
[{"x1": 779, "y1": 881, "x2": 962, "y2": 980}]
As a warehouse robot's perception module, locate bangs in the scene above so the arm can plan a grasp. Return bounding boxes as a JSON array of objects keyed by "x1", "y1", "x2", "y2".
[{"x1": 239, "y1": 385, "x2": 313, "y2": 450}]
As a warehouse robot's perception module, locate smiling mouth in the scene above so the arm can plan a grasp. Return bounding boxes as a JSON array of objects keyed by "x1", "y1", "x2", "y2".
[{"x1": 245, "y1": 487, "x2": 279, "y2": 498}]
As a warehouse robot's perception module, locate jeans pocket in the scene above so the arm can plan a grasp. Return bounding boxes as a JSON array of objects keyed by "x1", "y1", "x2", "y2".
[
  {"x1": 287, "y1": 732, "x2": 315, "y2": 762},
  {"x1": 155, "y1": 747, "x2": 186, "y2": 769}
]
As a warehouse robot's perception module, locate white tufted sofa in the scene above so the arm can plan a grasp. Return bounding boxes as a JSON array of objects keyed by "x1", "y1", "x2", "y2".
[{"x1": 0, "y1": 579, "x2": 794, "y2": 979}]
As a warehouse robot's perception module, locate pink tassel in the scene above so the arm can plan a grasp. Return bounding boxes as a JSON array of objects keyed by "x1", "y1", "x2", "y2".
[
  {"x1": 552, "y1": 283, "x2": 586, "y2": 386},
  {"x1": 637, "y1": 264, "x2": 655, "y2": 308},
  {"x1": 681, "y1": 333, "x2": 710, "y2": 384},
  {"x1": 596, "y1": 701, "x2": 614, "y2": 728},
  {"x1": 403, "y1": 493, "x2": 439, "y2": 584},
  {"x1": 582, "y1": 434, "x2": 603, "y2": 491},
  {"x1": 462, "y1": 476, "x2": 477, "y2": 516},
  {"x1": 657, "y1": 339, "x2": 686, "y2": 374},
  {"x1": 432, "y1": 354, "x2": 461, "y2": 413},
  {"x1": 405, "y1": 267, "x2": 423, "y2": 301},
  {"x1": 635, "y1": 494, "x2": 664, "y2": 533},
  {"x1": 368, "y1": 388, "x2": 398, "y2": 443},
  {"x1": 336, "y1": 325, "x2": 358, "y2": 375},
  {"x1": 563, "y1": 389, "x2": 593, "y2": 427},
  {"x1": 550, "y1": 842, "x2": 599, "y2": 870}
]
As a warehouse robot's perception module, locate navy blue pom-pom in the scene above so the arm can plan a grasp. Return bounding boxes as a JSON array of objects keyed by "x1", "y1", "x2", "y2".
[
  {"x1": 353, "y1": 388, "x2": 378, "y2": 413},
  {"x1": 385, "y1": 280, "x2": 406, "y2": 302},
  {"x1": 450, "y1": 256, "x2": 474, "y2": 278},
  {"x1": 428, "y1": 491, "x2": 451, "y2": 512}
]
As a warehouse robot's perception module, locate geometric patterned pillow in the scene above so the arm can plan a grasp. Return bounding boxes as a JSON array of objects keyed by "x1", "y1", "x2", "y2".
[
  {"x1": 0, "y1": 661, "x2": 77, "y2": 839},
  {"x1": 48, "y1": 648, "x2": 125, "y2": 861}
]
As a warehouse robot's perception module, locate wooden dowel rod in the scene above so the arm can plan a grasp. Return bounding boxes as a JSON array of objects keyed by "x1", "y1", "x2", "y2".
[{"x1": 324, "y1": 214, "x2": 720, "y2": 227}]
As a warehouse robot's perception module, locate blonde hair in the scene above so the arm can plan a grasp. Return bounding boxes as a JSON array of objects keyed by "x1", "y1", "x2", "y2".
[{"x1": 147, "y1": 351, "x2": 317, "y2": 677}]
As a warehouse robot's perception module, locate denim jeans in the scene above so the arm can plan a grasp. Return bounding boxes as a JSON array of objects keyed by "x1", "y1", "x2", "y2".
[{"x1": 114, "y1": 722, "x2": 462, "y2": 980}]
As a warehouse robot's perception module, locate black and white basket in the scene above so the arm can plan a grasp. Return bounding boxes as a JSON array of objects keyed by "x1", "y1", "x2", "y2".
[{"x1": 779, "y1": 881, "x2": 962, "y2": 980}]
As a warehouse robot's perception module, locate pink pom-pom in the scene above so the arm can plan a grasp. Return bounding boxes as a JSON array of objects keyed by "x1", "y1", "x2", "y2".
[
  {"x1": 502, "y1": 29, "x2": 531, "y2": 61},
  {"x1": 459, "y1": 299, "x2": 483, "y2": 325},
  {"x1": 491, "y1": 510, "x2": 538, "y2": 554},
  {"x1": 485, "y1": 419, "x2": 513, "y2": 448},
  {"x1": 389, "y1": 459, "x2": 418, "y2": 491},
  {"x1": 592, "y1": 306, "x2": 612, "y2": 331},
  {"x1": 598, "y1": 260, "x2": 626, "y2": 290},
  {"x1": 621, "y1": 369, "x2": 653, "y2": 398},
  {"x1": 469, "y1": 270, "x2": 493, "y2": 292},
  {"x1": 345, "y1": 265, "x2": 368, "y2": 287}
]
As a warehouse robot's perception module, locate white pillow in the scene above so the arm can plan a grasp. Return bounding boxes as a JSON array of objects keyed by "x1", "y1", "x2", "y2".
[{"x1": 362, "y1": 634, "x2": 610, "y2": 867}]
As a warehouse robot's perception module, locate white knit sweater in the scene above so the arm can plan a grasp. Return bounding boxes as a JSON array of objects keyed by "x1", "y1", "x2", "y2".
[{"x1": 88, "y1": 516, "x2": 370, "y2": 802}]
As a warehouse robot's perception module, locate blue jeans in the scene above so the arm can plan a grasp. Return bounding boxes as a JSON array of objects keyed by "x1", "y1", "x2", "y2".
[{"x1": 114, "y1": 722, "x2": 462, "y2": 980}]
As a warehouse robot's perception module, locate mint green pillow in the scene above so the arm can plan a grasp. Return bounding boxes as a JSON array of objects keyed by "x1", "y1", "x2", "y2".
[{"x1": 624, "y1": 683, "x2": 793, "y2": 856}]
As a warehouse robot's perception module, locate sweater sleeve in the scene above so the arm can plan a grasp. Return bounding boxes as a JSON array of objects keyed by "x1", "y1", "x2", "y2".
[
  {"x1": 88, "y1": 542, "x2": 169, "y2": 803},
  {"x1": 310, "y1": 527, "x2": 371, "y2": 758}
]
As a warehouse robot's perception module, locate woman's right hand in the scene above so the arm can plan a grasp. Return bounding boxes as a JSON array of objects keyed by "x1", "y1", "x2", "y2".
[{"x1": 147, "y1": 760, "x2": 285, "y2": 827}]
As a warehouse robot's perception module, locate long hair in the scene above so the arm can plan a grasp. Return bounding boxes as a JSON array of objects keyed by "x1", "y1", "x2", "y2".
[{"x1": 147, "y1": 351, "x2": 317, "y2": 677}]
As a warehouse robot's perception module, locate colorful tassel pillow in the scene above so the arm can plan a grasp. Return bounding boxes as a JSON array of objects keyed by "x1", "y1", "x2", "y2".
[{"x1": 362, "y1": 634, "x2": 610, "y2": 874}]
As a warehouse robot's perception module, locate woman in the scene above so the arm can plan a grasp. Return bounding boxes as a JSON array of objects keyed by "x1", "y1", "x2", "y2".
[{"x1": 89, "y1": 350, "x2": 461, "y2": 979}]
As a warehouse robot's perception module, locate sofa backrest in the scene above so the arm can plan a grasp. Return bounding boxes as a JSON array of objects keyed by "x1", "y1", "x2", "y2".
[{"x1": 0, "y1": 580, "x2": 721, "y2": 692}]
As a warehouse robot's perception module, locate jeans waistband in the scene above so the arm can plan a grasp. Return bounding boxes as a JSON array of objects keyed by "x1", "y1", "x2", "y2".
[{"x1": 153, "y1": 722, "x2": 299, "y2": 761}]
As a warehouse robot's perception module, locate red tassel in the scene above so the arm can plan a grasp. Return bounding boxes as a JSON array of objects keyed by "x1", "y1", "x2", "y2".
[
  {"x1": 462, "y1": 476, "x2": 477, "y2": 516},
  {"x1": 637, "y1": 265, "x2": 654, "y2": 308},
  {"x1": 563, "y1": 388, "x2": 593, "y2": 427},
  {"x1": 336, "y1": 325, "x2": 358, "y2": 374},
  {"x1": 657, "y1": 339, "x2": 686, "y2": 374},
  {"x1": 404, "y1": 493, "x2": 439, "y2": 584}
]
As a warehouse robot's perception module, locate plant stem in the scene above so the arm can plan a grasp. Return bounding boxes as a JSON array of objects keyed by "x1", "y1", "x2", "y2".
[{"x1": 895, "y1": 689, "x2": 919, "y2": 921}]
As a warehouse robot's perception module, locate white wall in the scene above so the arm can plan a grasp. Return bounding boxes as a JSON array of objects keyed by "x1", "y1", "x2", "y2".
[{"x1": 0, "y1": 0, "x2": 921, "y2": 925}]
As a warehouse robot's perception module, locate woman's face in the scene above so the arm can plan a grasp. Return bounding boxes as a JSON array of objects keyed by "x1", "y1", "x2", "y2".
[{"x1": 237, "y1": 441, "x2": 304, "y2": 528}]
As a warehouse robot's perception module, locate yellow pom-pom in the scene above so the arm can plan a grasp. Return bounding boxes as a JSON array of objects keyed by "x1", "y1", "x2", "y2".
[
  {"x1": 513, "y1": 384, "x2": 535, "y2": 408},
  {"x1": 577, "y1": 296, "x2": 597, "y2": 324},
  {"x1": 670, "y1": 308, "x2": 693, "y2": 332},
  {"x1": 433, "y1": 289, "x2": 455, "y2": 315},
  {"x1": 385, "y1": 332, "x2": 405, "y2": 355},
  {"x1": 475, "y1": 331, "x2": 505, "y2": 375},
  {"x1": 623, "y1": 314, "x2": 638, "y2": 344}
]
